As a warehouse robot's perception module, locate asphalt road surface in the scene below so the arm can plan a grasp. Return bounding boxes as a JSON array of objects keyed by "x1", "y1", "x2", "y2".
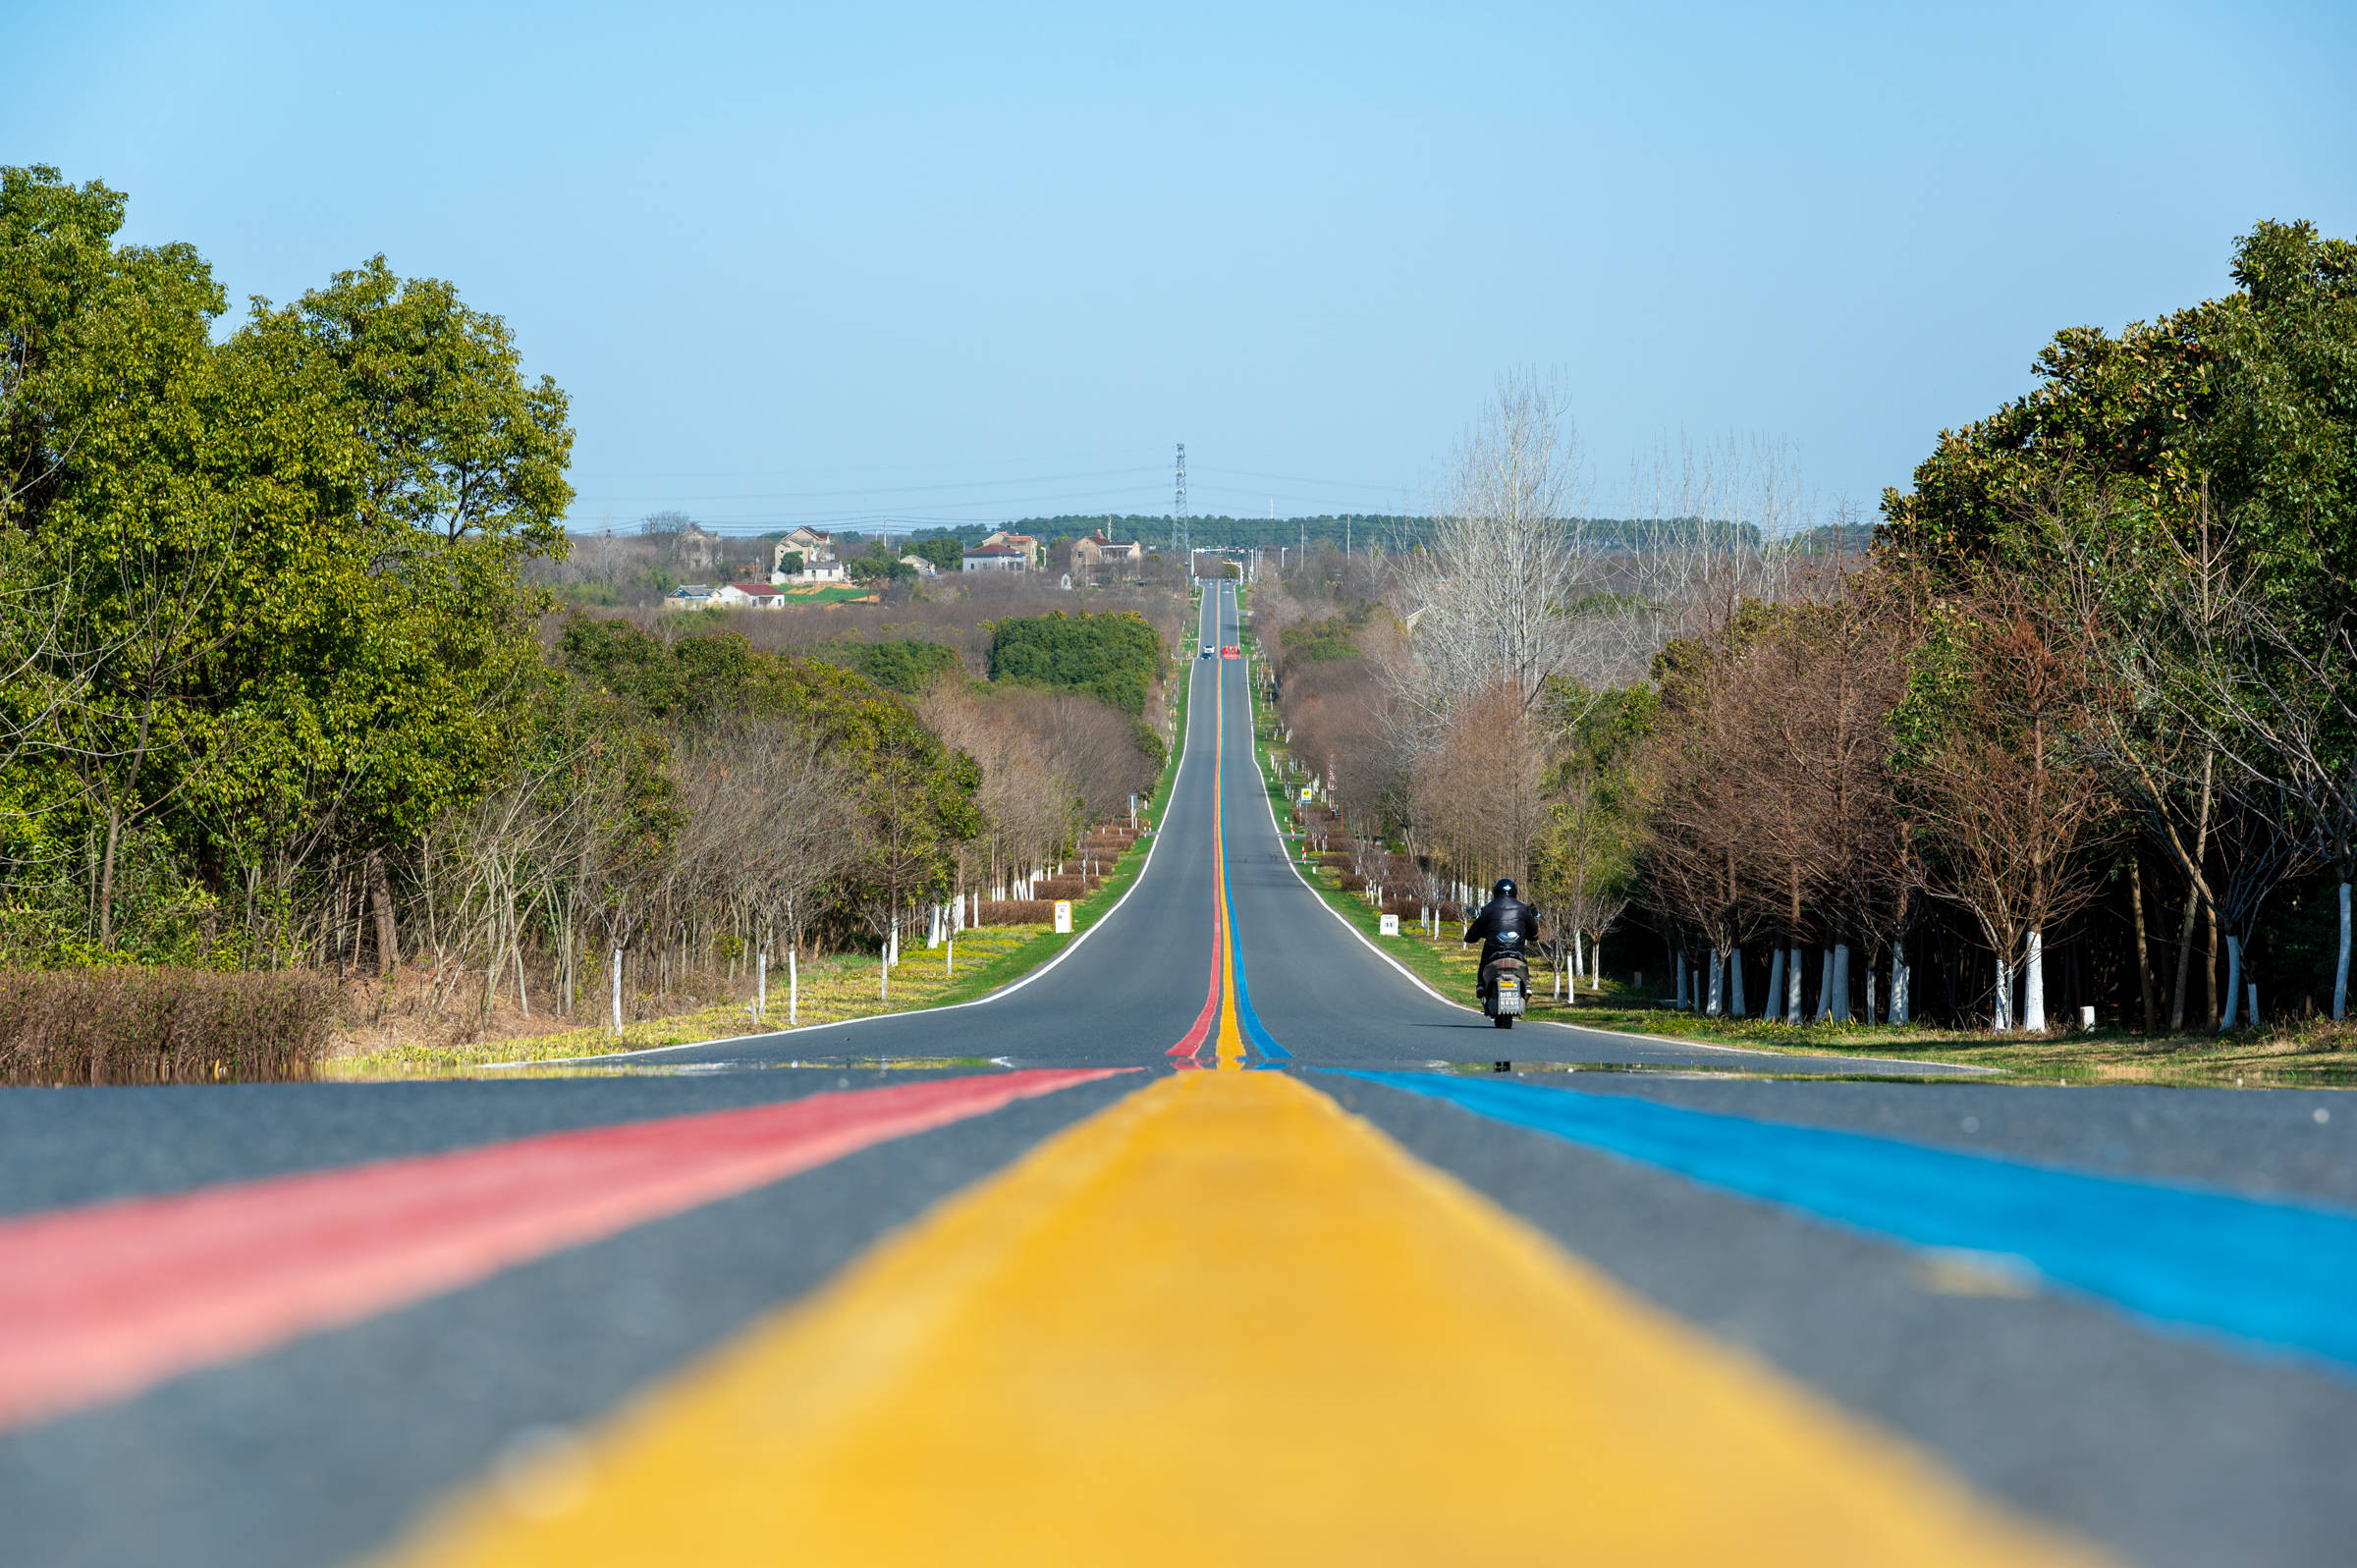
[{"x1": 3, "y1": 580, "x2": 2353, "y2": 1567}]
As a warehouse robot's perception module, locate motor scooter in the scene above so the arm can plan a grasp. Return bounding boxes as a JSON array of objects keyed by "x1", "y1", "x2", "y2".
[{"x1": 1479, "y1": 934, "x2": 1528, "y2": 1030}]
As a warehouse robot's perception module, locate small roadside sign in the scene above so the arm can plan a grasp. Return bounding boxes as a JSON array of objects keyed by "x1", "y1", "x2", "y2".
[
  {"x1": 1299, "y1": 786, "x2": 1313, "y2": 801},
  {"x1": 1379, "y1": 913, "x2": 1399, "y2": 937},
  {"x1": 1053, "y1": 900, "x2": 1073, "y2": 935}
]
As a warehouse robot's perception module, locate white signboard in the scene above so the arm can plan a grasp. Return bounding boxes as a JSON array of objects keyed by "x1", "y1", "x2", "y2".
[
  {"x1": 1053, "y1": 899, "x2": 1073, "y2": 935},
  {"x1": 1299, "y1": 786, "x2": 1313, "y2": 801},
  {"x1": 1378, "y1": 913, "x2": 1399, "y2": 937}
]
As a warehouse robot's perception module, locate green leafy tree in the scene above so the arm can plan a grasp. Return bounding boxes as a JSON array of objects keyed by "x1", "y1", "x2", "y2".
[
  {"x1": 557, "y1": 619, "x2": 982, "y2": 932},
  {"x1": 0, "y1": 166, "x2": 576, "y2": 958},
  {"x1": 809, "y1": 639, "x2": 962, "y2": 695},
  {"x1": 988, "y1": 611, "x2": 1163, "y2": 713},
  {"x1": 909, "y1": 534, "x2": 963, "y2": 572}
]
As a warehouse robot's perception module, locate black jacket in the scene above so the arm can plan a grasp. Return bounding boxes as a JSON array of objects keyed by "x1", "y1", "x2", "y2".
[{"x1": 1463, "y1": 896, "x2": 1540, "y2": 967}]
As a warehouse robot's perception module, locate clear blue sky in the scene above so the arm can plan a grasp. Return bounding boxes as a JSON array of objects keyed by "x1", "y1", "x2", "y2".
[{"x1": 9, "y1": 1, "x2": 2354, "y2": 535}]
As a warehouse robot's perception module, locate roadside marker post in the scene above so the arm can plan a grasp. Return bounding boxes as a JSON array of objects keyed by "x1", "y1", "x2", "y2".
[
  {"x1": 1053, "y1": 900, "x2": 1073, "y2": 935},
  {"x1": 1380, "y1": 914, "x2": 1399, "y2": 937}
]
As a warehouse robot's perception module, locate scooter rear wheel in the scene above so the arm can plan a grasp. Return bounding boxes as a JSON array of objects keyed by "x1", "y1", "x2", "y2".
[{"x1": 1493, "y1": 1014, "x2": 1513, "y2": 1029}]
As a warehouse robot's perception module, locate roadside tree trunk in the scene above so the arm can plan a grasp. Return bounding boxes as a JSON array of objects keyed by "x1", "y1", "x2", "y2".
[
  {"x1": 2220, "y1": 934, "x2": 2244, "y2": 1030},
  {"x1": 2022, "y1": 929, "x2": 2047, "y2": 1032},
  {"x1": 2129, "y1": 859, "x2": 2157, "y2": 1032},
  {"x1": 2337, "y1": 882, "x2": 2352, "y2": 1021}
]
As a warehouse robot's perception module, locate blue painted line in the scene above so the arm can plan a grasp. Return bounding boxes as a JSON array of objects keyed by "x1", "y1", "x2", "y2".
[
  {"x1": 1220, "y1": 849, "x2": 1291, "y2": 1061},
  {"x1": 1331, "y1": 1069, "x2": 2357, "y2": 1372}
]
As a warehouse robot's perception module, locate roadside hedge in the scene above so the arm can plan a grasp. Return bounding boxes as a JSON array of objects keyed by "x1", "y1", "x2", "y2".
[{"x1": 0, "y1": 968, "x2": 334, "y2": 1085}]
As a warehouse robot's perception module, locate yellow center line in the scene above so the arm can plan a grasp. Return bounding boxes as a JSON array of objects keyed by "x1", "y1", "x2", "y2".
[
  {"x1": 383, "y1": 1071, "x2": 2110, "y2": 1567},
  {"x1": 1212, "y1": 659, "x2": 1246, "y2": 1070}
]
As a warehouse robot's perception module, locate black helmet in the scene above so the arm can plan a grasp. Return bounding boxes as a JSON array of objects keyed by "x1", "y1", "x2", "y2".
[{"x1": 1492, "y1": 878, "x2": 1517, "y2": 899}]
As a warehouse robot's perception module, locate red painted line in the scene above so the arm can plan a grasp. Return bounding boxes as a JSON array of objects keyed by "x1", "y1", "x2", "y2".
[
  {"x1": 1167, "y1": 881, "x2": 1226, "y2": 1063},
  {"x1": 1166, "y1": 952, "x2": 1223, "y2": 1062},
  {"x1": 0, "y1": 1067, "x2": 1126, "y2": 1434}
]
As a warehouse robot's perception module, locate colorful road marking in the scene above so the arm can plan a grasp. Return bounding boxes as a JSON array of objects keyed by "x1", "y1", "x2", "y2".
[
  {"x1": 1333, "y1": 1070, "x2": 2357, "y2": 1371},
  {"x1": 0, "y1": 1068, "x2": 1125, "y2": 1433},
  {"x1": 1203, "y1": 646, "x2": 1286, "y2": 1066},
  {"x1": 383, "y1": 1068, "x2": 2106, "y2": 1567},
  {"x1": 1210, "y1": 655, "x2": 1247, "y2": 1068}
]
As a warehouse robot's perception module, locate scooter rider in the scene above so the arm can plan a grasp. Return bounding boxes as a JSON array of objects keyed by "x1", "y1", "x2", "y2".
[{"x1": 1463, "y1": 878, "x2": 1541, "y2": 971}]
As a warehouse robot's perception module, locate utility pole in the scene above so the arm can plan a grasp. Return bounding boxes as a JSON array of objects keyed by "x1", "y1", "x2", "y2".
[{"x1": 1172, "y1": 443, "x2": 1189, "y2": 563}]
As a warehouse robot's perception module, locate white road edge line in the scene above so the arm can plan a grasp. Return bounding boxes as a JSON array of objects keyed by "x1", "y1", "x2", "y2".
[
  {"x1": 1241, "y1": 655, "x2": 1994, "y2": 1076},
  {"x1": 487, "y1": 589, "x2": 1224, "y2": 1069}
]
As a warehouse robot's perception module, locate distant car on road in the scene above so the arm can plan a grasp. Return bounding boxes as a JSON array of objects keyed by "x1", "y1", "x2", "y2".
[{"x1": 1201, "y1": 643, "x2": 1216, "y2": 658}]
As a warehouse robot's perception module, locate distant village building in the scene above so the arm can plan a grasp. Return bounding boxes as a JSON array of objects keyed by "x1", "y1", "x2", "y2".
[
  {"x1": 665, "y1": 583, "x2": 716, "y2": 610},
  {"x1": 771, "y1": 526, "x2": 837, "y2": 576},
  {"x1": 1070, "y1": 529, "x2": 1144, "y2": 576},
  {"x1": 978, "y1": 530, "x2": 1042, "y2": 568},
  {"x1": 674, "y1": 521, "x2": 727, "y2": 575},
  {"x1": 960, "y1": 543, "x2": 1030, "y2": 573},
  {"x1": 899, "y1": 555, "x2": 939, "y2": 578},
  {"x1": 771, "y1": 524, "x2": 847, "y2": 583}
]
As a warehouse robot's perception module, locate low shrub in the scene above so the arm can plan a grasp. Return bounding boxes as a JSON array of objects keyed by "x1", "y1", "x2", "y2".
[
  {"x1": 0, "y1": 967, "x2": 334, "y2": 1085},
  {"x1": 1032, "y1": 876, "x2": 1102, "y2": 900},
  {"x1": 975, "y1": 899, "x2": 1059, "y2": 926}
]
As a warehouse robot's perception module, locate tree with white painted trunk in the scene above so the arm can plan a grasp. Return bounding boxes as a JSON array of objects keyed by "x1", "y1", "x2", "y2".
[
  {"x1": 2068, "y1": 501, "x2": 2326, "y2": 1031},
  {"x1": 1897, "y1": 572, "x2": 2113, "y2": 1034},
  {"x1": 1632, "y1": 648, "x2": 1767, "y2": 1019}
]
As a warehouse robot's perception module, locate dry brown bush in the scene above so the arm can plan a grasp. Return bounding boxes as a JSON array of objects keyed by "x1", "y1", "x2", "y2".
[
  {"x1": 975, "y1": 899, "x2": 1058, "y2": 926},
  {"x1": 1032, "y1": 876, "x2": 1101, "y2": 900},
  {"x1": 0, "y1": 968, "x2": 334, "y2": 1085}
]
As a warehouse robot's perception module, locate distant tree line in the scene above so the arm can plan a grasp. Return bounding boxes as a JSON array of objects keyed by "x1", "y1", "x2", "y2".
[{"x1": 993, "y1": 514, "x2": 1767, "y2": 555}]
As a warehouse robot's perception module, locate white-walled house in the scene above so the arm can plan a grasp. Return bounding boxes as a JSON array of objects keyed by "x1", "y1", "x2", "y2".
[
  {"x1": 770, "y1": 526, "x2": 839, "y2": 577},
  {"x1": 712, "y1": 581, "x2": 788, "y2": 608},
  {"x1": 979, "y1": 530, "x2": 1042, "y2": 567},
  {"x1": 960, "y1": 544, "x2": 1029, "y2": 573}
]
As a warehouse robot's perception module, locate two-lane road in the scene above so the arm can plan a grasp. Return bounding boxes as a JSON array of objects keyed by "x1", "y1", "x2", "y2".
[{"x1": 4, "y1": 579, "x2": 2354, "y2": 1567}]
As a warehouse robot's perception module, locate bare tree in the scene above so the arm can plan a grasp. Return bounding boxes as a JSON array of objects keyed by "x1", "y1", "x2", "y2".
[
  {"x1": 2066, "y1": 491, "x2": 2321, "y2": 1028},
  {"x1": 1905, "y1": 577, "x2": 2114, "y2": 1031},
  {"x1": 1390, "y1": 372, "x2": 1632, "y2": 735}
]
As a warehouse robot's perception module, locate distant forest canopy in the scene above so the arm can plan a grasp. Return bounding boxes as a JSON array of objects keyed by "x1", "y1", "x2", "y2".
[
  {"x1": 888, "y1": 514, "x2": 1775, "y2": 554},
  {"x1": 689, "y1": 514, "x2": 1870, "y2": 558}
]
